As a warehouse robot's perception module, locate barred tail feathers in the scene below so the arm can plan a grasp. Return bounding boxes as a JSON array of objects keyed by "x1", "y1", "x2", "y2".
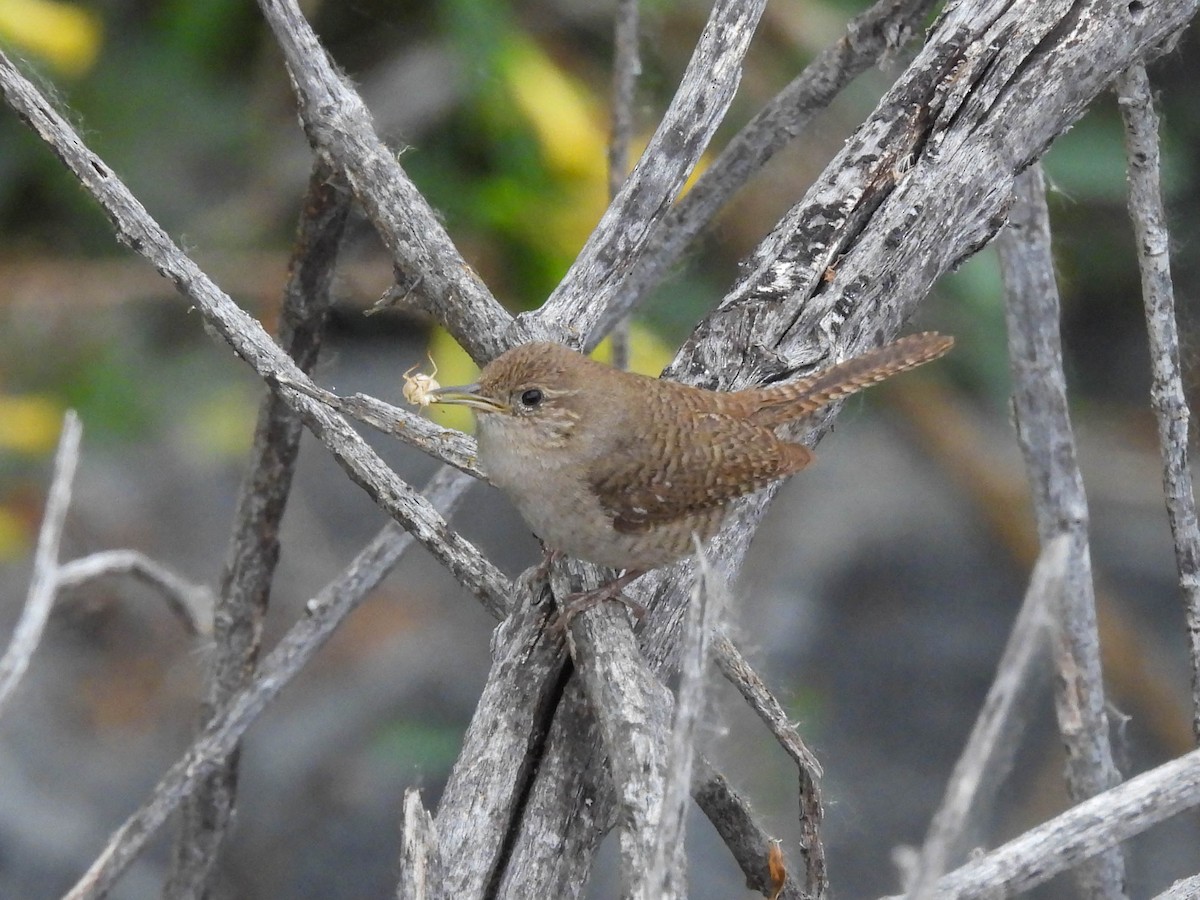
[{"x1": 749, "y1": 332, "x2": 953, "y2": 427}]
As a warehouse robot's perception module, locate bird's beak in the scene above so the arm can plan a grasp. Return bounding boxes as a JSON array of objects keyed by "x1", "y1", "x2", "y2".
[{"x1": 430, "y1": 383, "x2": 509, "y2": 413}]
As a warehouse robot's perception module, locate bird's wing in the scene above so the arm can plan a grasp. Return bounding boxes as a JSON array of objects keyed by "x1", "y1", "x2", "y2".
[{"x1": 588, "y1": 414, "x2": 813, "y2": 534}]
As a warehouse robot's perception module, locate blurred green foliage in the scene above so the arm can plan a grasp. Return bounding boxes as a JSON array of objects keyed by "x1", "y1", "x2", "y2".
[{"x1": 372, "y1": 718, "x2": 465, "y2": 773}]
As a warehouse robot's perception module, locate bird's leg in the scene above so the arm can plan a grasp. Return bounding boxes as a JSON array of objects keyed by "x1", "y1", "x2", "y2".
[
  {"x1": 556, "y1": 568, "x2": 647, "y2": 629},
  {"x1": 530, "y1": 543, "x2": 562, "y2": 584}
]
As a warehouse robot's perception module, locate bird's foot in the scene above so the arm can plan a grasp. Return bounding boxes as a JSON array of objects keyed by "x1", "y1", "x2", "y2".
[
  {"x1": 554, "y1": 569, "x2": 646, "y2": 630},
  {"x1": 531, "y1": 545, "x2": 562, "y2": 584}
]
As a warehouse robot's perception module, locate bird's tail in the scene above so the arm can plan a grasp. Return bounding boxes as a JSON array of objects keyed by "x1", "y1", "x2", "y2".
[{"x1": 748, "y1": 332, "x2": 954, "y2": 427}]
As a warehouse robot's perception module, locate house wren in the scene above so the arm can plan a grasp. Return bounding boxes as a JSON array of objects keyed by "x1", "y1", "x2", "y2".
[{"x1": 429, "y1": 333, "x2": 953, "y2": 587}]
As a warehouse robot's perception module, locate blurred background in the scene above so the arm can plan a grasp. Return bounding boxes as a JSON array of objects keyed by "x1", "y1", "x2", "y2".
[{"x1": 1, "y1": 0, "x2": 1199, "y2": 897}]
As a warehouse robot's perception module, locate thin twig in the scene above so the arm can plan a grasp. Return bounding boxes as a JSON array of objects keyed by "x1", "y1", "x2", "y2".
[
  {"x1": 63, "y1": 467, "x2": 473, "y2": 899},
  {"x1": 998, "y1": 164, "x2": 1127, "y2": 898},
  {"x1": 691, "y1": 758, "x2": 809, "y2": 900},
  {"x1": 0, "y1": 411, "x2": 82, "y2": 718},
  {"x1": 641, "y1": 543, "x2": 725, "y2": 898},
  {"x1": 593, "y1": 0, "x2": 939, "y2": 342},
  {"x1": 538, "y1": 0, "x2": 770, "y2": 341},
  {"x1": 902, "y1": 746, "x2": 1200, "y2": 899},
  {"x1": 904, "y1": 535, "x2": 1064, "y2": 896},
  {"x1": 1115, "y1": 62, "x2": 1200, "y2": 745},
  {"x1": 0, "y1": 50, "x2": 510, "y2": 618},
  {"x1": 253, "y1": 0, "x2": 513, "y2": 361},
  {"x1": 607, "y1": 0, "x2": 640, "y2": 371},
  {"x1": 165, "y1": 162, "x2": 350, "y2": 897},
  {"x1": 712, "y1": 631, "x2": 825, "y2": 895},
  {"x1": 55, "y1": 550, "x2": 213, "y2": 636},
  {"x1": 273, "y1": 377, "x2": 483, "y2": 479}
]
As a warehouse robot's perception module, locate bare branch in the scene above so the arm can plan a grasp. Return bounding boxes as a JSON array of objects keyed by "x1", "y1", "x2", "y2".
[
  {"x1": 55, "y1": 550, "x2": 213, "y2": 636},
  {"x1": 252, "y1": 0, "x2": 513, "y2": 361},
  {"x1": 608, "y1": 0, "x2": 640, "y2": 202},
  {"x1": 904, "y1": 535, "x2": 1064, "y2": 896},
  {"x1": 427, "y1": 4, "x2": 1200, "y2": 893},
  {"x1": 904, "y1": 747, "x2": 1200, "y2": 899},
  {"x1": 165, "y1": 162, "x2": 350, "y2": 898},
  {"x1": 641, "y1": 545, "x2": 725, "y2": 898},
  {"x1": 1115, "y1": 62, "x2": 1200, "y2": 744},
  {"x1": 275, "y1": 377, "x2": 484, "y2": 480},
  {"x1": 691, "y1": 758, "x2": 810, "y2": 900},
  {"x1": 434, "y1": 564, "x2": 809, "y2": 898},
  {"x1": 397, "y1": 788, "x2": 442, "y2": 900},
  {"x1": 434, "y1": 580, "x2": 574, "y2": 895},
  {"x1": 536, "y1": 0, "x2": 770, "y2": 342},
  {"x1": 63, "y1": 467, "x2": 473, "y2": 899},
  {"x1": 560, "y1": 570, "x2": 671, "y2": 895},
  {"x1": 711, "y1": 631, "x2": 825, "y2": 894},
  {"x1": 0, "y1": 411, "x2": 82, "y2": 718},
  {"x1": 998, "y1": 164, "x2": 1127, "y2": 897},
  {"x1": 595, "y1": 0, "x2": 939, "y2": 341},
  {"x1": 0, "y1": 50, "x2": 510, "y2": 617}
]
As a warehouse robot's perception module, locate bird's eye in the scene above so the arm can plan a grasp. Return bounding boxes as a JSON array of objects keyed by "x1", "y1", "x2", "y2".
[{"x1": 518, "y1": 388, "x2": 544, "y2": 408}]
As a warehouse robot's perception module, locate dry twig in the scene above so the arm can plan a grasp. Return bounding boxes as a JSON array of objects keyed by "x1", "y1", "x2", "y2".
[
  {"x1": 914, "y1": 746, "x2": 1200, "y2": 899},
  {"x1": 597, "y1": 0, "x2": 940, "y2": 340},
  {"x1": 712, "y1": 632, "x2": 825, "y2": 894},
  {"x1": 640, "y1": 545, "x2": 725, "y2": 898},
  {"x1": 55, "y1": 550, "x2": 213, "y2": 636},
  {"x1": 253, "y1": 0, "x2": 512, "y2": 360},
  {"x1": 0, "y1": 412, "x2": 82, "y2": 718},
  {"x1": 998, "y1": 163, "x2": 1127, "y2": 898},
  {"x1": 397, "y1": 788, "x2": 441, "y2": 899},
  {"x1": 538, "y1": 0, "x2": 771, "y2": 342},
  {"x1": 606, "y1": 0, "x2": 640, "y2": 371},
  {"x1": 1115, "y1": 62, "x2": 1200, "y2": 744}
]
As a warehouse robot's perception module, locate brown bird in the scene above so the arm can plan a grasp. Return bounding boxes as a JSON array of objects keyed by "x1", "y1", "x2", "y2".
[{"x1": 431, "y1": 333, "x2": 953, "y2": 603}]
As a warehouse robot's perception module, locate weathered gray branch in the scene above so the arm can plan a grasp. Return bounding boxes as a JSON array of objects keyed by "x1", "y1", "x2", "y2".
[
  {"x1": 712, "y1": 632, "x2": 825, "y2": 894},
  {"x1": 1115, "y1": 62, "x2": 1200, "y2": 744},
  {"x1": 0, "y1": 412, "x2": 81, "y2": 718},
  {"x1": 252, "y1": 0, "x2": 513, "y2": 361},
  {"x1": 563, "y1": 591, "x2": 672, "y2": 897},
  {"x1": 605, "y1": 0, "x2": 641, "y2": 370},
  {"x1": 640, "y1": 549, "x2": 723, "y2": 899},
  {"x1": 273, "y1": 378, "x2": 484, "y2": 480},
  {"x1": 1153, "y1": 874, "x2": 1200, "y2": 900},
  {"x1": 4, "y1": 0, "x2": 1198, "y2": 895},
  {"x1": 998, "y1": 164, "x2": 1127, "y2": 898},
  {"x1": 910, "y1": 746, "x2": 1200, "y2": 899},
  {"x1": 55, "y1": 550, "x2": 213, "y2": 636},
  {"x1": 668, "y1": 0, "x2": 1197, "y2": 393},
  {"x1": 397, "y1": 788, "x2": 441, "y2": 899}
]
